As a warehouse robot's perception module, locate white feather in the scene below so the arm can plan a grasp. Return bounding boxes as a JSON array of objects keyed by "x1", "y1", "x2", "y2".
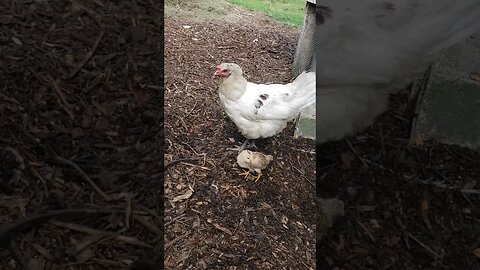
[{"x1": 317, "y1": 0, "x2": 480, "y2": 143}]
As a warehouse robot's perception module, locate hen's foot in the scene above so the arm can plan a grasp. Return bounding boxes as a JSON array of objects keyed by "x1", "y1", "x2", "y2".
[
  {"x1": 247, "y1": 140, "x2": 257, "y2": 149},
  {"x1": 227, "y1": 139, "x2": 249, "y2": 152}
]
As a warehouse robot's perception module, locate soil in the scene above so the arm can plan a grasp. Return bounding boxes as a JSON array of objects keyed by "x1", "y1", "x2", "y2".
[
  {"x1": 164, "y1": 2, "x2": 316, "y2": 270},
  {"x1": 0, "y1": 1, "x2": 163, "y2": 269}
]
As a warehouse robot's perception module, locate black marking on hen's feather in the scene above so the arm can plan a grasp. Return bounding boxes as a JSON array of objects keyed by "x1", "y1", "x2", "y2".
[
  {"x1": 254, "y1": 99, "x2": 264, "y2": 114},
  {"x1": 317, "y1": 6, "x2": 332, "y2": 25},
  {"x1": 259, "y1": 94, "x2": 269, "y2": 100}
]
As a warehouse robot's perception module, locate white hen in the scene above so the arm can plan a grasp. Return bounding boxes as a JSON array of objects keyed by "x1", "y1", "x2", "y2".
[
  {"x1": 214, "y1": 63, "x2": 315, "y2": 150},
  {"x1": 316, "y1": 1, "x2": 480, "y2": 143}
]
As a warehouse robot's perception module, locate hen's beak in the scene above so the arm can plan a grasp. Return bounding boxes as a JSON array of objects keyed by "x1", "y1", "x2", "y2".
[{"x1": 212, "y1": 67, "x2": 221, "y2": 78}]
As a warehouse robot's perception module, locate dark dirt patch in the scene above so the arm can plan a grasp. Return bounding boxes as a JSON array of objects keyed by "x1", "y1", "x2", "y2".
[
  {"x1": 164, "y1": 16, "x2": 315, "y2": 269},
  {"x1": 0, "y1": 1, "x2": 163, "y2": 269},
  {"x1": 318, "y1": 90, "x2": 480, "y2": 269}
]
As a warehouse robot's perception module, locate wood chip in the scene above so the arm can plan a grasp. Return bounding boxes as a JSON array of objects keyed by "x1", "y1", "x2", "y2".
[{"x1": 212, "y1": 223, "x2": 233, "y2": 236}]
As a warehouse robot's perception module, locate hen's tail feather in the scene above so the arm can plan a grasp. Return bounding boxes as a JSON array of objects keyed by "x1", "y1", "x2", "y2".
[{"x1": 291, "y1": 71, "x2": 316, "y2": 112}]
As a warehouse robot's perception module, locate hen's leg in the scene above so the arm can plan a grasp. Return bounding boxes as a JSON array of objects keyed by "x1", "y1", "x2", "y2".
[
  {"x1": 247, "y1": 139, "x2": 257, "y2": 149},
  {"x1": 227, "y1": 139, "x2": 249, "y2": 152}
]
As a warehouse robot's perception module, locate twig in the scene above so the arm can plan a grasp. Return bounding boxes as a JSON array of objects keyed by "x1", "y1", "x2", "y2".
[
  {"x1": 67, "y1": 30, "x2": 105, "y2": 79},
  {"x1": 181, "y1": 162, "x2": 211, "y2": 171},
  {"x1": 291, "y1": 147, "x2": 315, "y2": 155},
  {"x1": 1, "y1": 146, "x2": 25, "y2": 183},
  {"x1": 165, "y1": 213, "x2": 186, "y2": 227},
  {"x1": 178, "y1": 141, "x2": 204, "y2": 156},
  {"x1": 50, "y1": 220, "x2": 152, "y2": 248},
  {"x1": 125, "y1": 193, "x2": 132, "y2": 229},
  {"x1": 363, "y1": 159, "x2": 395, "y2": 174},
  {"x1": 345, "y1": 138, "x2": 368, "y2": 167},
  {"x1": 356, "y1": 219, "x2": 376, "y2": 243},
  {"x1": 184, "y1": 99, "x2": 197, "y2": 118},
  {"x1": 165, "y1": 233, "x2": 189, "y2": 249},
  {"x1": 379, "y1": 124, "x2": 386, "y2": 156},
  {"x1": 460, "y1": 189, "x2": 480, "y2": 195},
  {"x1": 29, "y1": 166, "x2": 49, "y2": 197},
  {"x1": 134, "y1": 215, "x2": 162, "y2": 237},
  {"x1": 51, "y1": 154, "x2": 110, "y2": 201},
  {"x1": 8, "y1": 238, "x2": 31, "y2": 270},
  {"x1": 217, "y1": 46, "x2": 236, "y2": 49},
  {"x1": 164, "y1": 158, "x2": 201, "y2": 171},
  {"x1": 407, "y1": 232, "x2": 442, "y2": 259},
  {"x1": 48, "y1": 75, "x2": 75, "y2": 120},
  {"x1": 0, "y1": 209, "x2": 106, "y2": 246}
]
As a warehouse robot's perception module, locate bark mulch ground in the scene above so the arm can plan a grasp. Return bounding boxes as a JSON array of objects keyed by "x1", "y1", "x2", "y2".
[
  {"x1": 0, "y1": 1, "x2": 163, "y2": 269},
  {"x1": 164, "y1": 15, "x2": 316, "y2": 269},
  {"x1": 319, "y1": 90, "x2": 480, "y2": 269}
]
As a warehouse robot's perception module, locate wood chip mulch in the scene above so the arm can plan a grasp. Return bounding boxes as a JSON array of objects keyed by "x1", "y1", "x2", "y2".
[
  {"x1": 164, "y1": 17, "x2": 316, "y2": 269},
  {"x1": 0, "y1": 1, "x2": 163, "y2": 269},
  {"x1": 319, "y1": 90, "x2": 480, "y2": 269}
]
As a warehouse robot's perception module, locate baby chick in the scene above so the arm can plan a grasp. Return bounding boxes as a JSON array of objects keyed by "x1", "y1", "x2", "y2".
[{"x1": 236, "y1": 150, "x2": 273, "y2": 182}]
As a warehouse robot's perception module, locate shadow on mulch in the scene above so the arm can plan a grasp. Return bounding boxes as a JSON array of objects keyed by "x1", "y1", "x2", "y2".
[
  {"x1": 1, "y1": 1, "x2": 163, "y2": 269},
  {"x1": 318, "y1": 90, "x2": 480, "y2": 269}
]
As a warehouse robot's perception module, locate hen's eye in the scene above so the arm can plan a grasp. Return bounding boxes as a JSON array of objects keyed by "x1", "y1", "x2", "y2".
[{"x1": 223, "y1": 69, "x2": 228, "y2": 73}]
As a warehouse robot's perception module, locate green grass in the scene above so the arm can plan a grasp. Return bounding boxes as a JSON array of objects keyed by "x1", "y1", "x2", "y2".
[{"x1": 225, "y1": 0, "x2": 306, "y2": 28}]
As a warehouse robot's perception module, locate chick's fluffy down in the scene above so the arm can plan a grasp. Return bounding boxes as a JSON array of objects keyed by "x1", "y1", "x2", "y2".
[{"x1": 236, "y1": 150, "x2": 273, "y2": 174}]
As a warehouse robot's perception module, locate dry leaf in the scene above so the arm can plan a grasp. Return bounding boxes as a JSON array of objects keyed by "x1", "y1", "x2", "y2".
[{"x1": 171, "y1": 189, "x2": 193, "y2": 202}]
